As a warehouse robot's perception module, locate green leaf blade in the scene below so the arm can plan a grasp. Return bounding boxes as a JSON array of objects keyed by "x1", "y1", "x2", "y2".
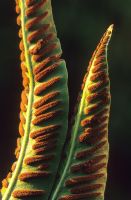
[
  {"x1": 1, "y1": 0, "x2": 69, "y2": 199},
  {"x1": 51, "y1": 25, "x2": 113, "y2": 200}
]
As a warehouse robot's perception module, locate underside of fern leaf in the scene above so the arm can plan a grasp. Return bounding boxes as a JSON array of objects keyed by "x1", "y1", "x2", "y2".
[
  {"x1": 1, "y1": 0, "x2": 69, "y2": 199},
  {"x1": 50, "y1": 25, "x2": 113, "y2": 200},
  {"x1": 0, "y1": 0, "x2": 113, "y2": 199}
]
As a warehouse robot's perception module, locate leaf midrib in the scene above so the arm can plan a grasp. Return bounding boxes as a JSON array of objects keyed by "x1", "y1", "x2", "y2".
[{"x1": 2, "y1": 1, "x2": 34, "y2": 199}]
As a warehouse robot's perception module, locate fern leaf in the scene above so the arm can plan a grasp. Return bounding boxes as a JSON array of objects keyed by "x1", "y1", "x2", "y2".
[
  {"x1": 1, "y1": 0, "x2": 68, "y2": 199},
  {"x1": 50, "y1": 25, "x2": 113, "y2": 200}
]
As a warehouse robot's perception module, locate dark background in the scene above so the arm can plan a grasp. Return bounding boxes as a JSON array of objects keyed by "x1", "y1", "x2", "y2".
[{"x1": 0, "y1": 0, "x2": 131, "y2": 199}]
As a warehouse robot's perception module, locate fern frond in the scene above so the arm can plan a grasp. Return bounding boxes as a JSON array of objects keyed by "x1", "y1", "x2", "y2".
[
  {"x1": 50, "y1": 25, "x2": 113, "y2": 200},
  {"x1": 1, "y1": 0, "x2": 68, "y2": 199}
]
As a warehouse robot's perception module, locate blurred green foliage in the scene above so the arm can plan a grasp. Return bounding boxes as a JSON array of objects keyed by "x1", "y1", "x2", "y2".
[{"x1": 0, "y1": 0, "x2": 131, "y2": 199}]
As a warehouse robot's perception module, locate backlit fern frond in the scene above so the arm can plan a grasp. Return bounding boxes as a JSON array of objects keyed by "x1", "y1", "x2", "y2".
[
  {"x1": 50, "y1": 25, "x2": 113, "y2": 200},
  {"x1": 1, "y1": 0, "x2": 69, "y2": 199}
]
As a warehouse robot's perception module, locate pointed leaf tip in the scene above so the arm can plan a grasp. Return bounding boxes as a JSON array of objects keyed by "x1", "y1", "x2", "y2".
[
  {"x1": 108, "y1": 24, "x2": 114, "y2": 32},
  {"x1": 103, "y1": 24, "x2": 114, "y2": 45}
]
